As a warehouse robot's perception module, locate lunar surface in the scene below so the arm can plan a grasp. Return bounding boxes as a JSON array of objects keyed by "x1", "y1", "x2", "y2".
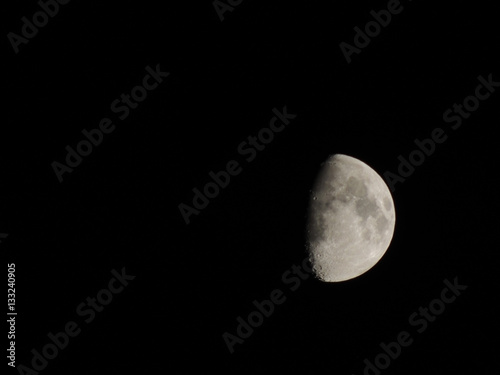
[{"x1": 307, "y1": 154, "x2": 396, "y2": 282}]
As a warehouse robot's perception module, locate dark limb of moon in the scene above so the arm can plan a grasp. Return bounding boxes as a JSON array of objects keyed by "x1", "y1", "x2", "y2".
[{"x1": 307, "y1": 154, "x2": 396, "y2": 282}]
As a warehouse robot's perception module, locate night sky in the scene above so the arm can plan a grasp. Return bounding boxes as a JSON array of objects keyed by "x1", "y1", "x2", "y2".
[{"x1": 3, "y1": 0, "x2": 499, "y2": 374}]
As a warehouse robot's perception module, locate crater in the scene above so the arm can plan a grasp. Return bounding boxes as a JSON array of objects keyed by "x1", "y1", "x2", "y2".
[
  {"x1": 335, "y1": 193, "x2": 350, "y2": 203},
  {"x1": 355, "y1": 197, "x2": 379, "y2": 219},
  {"x1": 346, "y1": 176, "x2": 368, "y2": 197}
]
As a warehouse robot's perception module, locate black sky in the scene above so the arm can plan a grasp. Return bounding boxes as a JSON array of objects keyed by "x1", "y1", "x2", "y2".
[{"x1": 3, "y1": 0, "x2": 499, "y2": 374}]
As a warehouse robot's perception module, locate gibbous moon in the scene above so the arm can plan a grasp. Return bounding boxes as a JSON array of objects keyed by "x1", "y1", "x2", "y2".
[{"x1": 307, "y1": 154, "x2": 396, "y2": 282}]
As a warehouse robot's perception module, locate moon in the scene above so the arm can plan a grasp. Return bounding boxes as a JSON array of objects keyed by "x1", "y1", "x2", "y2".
[{"x1": 307, "y1": 154, "x2": 396, "y2": 282}]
